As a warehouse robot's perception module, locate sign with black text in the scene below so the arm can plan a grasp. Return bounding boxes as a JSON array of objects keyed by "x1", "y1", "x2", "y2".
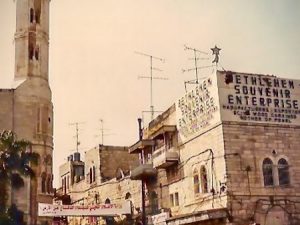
[
  {"x1": 176, "y1": 74, "x2": 221, "y2": 141},
  {"x1": 218, "y1": 72, "x2": 300, "y2": 124}
]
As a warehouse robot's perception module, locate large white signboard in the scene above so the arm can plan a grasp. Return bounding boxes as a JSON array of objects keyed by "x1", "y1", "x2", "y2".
[
  {"x1": 38, "y1": 202, "x2": 131, "y2": 217},
  {"x1": 176, "y1": 74, "x2": 221, "y2": 141},
  {"x1": 218, "y1": 72, "x2": 300, "y2": 124}
]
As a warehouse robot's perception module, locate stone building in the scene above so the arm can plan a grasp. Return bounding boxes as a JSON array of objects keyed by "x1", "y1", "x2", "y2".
[
  {"x1": 0, "y1": 0, "x2": 53, "y2": 224},
  {"x1": 57, "y1": 145, "x2": 142, "y2": 225},
  {"x1": 129, "y1": 70, "x2": 300, "y2": 225}
]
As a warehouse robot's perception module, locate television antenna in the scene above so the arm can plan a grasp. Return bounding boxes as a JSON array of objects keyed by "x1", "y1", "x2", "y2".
[
  {"x1": 182, "y1": 45, "x2": 213, "y2": 92},
  {"x1": 69, "y1": 122, "x2": 85, "y2": 153},
  {"x1": 135, "y1": 51, "x2": 168, "y2": 120},
  {"x1": 95, "y1": 119, "x2": 115, "y2": 145}
]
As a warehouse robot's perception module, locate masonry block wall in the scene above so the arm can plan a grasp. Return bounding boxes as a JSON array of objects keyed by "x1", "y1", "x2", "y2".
[
  {"x1": 223, "y1": 122, "x2": 300, "y2": 224},
  {"x1": 0, "y1": 90, "x2": 13, "y2": 131},
  {"x1": 99, "y1": 145, "x2": 139, "y2": 180}
]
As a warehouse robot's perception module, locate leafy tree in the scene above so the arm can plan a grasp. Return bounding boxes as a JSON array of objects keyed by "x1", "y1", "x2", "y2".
[{"x1": 0, "y1": 130, "x2": 39, "y2": 225}]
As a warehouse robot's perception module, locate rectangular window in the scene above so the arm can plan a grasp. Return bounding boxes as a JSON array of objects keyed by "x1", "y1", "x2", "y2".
[
  {"x1": 174, "y1": 192, "x2": 179, "y2": 206},
  {"x1": 169, "y1": 194, "x2": 174, "y2": 207}
]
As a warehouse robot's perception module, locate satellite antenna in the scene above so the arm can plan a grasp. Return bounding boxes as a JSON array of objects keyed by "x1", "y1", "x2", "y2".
[
  {"x1": 182, "y1": 45, "x2": 213, "y2": 92},
  {"x1": 69, "y1": 122, "x2": 85, "y2": 153},
  {"x1": 135, "y1": 51, "x2": 168, "y2": 120}
]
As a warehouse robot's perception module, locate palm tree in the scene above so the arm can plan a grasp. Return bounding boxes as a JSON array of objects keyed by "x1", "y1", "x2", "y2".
[{"x1": 0, "y1": 130, "x2": 39, "y2": 225}]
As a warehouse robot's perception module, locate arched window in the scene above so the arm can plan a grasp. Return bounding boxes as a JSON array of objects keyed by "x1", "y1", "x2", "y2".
[
  {"x1": 89, "y1": 168, "x2": 93, "y2": 184},
  {"x1": 63, "y1": 177, "x2": 66, "y2": 194},
  {"x1": 263, "y1": 158, "x2": 274, "y2": 186},
  {"x1": 125, "y1": 192, "x2": 131, "y2": 200},
  {"x1": 200, "y1": 166, "x2": 208, "y2": 193},
  {"x1": 29, "y1": 44, "x2": 34, "y2": 60},
  {"x1": 46, "y1": 177, "x2": 50, "y2": 193},
  {"x1": 30, "y1": 8, "x2": 34, "y2": 23},
  {"x1": 105, "y1": 198, "x2": 111, "y2": 204},
  {"x1": 45, "y1": 155, "x2": 52, "y2": 166},
  {"x1": 34, "y1": 46, "x2": 39, "y2": 60},
  {"x1": 35, "y1": 9, "x2": 40, "y2": 24},
  {"x1": 193, "y1": 169, "x2": 200, "y2": 194},
  {"x1": 92, "y1": 166, "x2": 96, "y2": 182},
  {"x1": 278, "y1": 158, "x2": 290, "y2": 186},
  {"x1": 66, "y1": 175, "x2": 69, "y2": 190},
  {"x1": 41, "y1": 173, "x2": 46, "y2": 193}
]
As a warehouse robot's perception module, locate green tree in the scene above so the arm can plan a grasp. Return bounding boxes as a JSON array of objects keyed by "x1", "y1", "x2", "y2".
[{"x1": 0, "y1": 130, "x2": 39, "y2": 225}]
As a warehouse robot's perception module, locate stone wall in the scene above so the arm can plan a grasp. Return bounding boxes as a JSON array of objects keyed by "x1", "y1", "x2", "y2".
[
  {"x1": 223, "y1": 122, "x2": 300, "y2": 224},
  {"x1": 99, "y1": 145, "x2": 139, "y2": 180},
  {"x1": 0, "y1": 89, "x2": 13, "y2": 131}
]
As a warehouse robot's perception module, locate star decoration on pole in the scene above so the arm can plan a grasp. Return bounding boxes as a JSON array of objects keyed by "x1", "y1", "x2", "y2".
[{"x1": 211, "y1": 45, "x2": 221, "y2": 64}]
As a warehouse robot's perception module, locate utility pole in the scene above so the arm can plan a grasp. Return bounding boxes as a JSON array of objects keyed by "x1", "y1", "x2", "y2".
[
  {"x1": 69, "y1": 122, "x2": 85, "y2": 152},
  {"x1": 135, "y1": 51, "x2": 167, "y2": 120}
]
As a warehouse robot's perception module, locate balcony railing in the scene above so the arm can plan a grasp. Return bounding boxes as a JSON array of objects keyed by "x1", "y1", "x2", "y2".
[{"x1": 152, "y1": 146, "x2": 179, "y2": 169}]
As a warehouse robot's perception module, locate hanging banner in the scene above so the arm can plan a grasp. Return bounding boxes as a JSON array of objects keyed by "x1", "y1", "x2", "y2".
[{"x1": 38, "y1": 202, "x2": 131, "y2": 217}]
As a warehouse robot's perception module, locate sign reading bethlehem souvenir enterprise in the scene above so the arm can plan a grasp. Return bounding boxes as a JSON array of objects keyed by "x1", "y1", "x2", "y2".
[
  {"x1": 176, "y1": 75, "x2": 220, "y2": 141},
  {"x1": 38, "y1": 202, "x2": 131, "y2": 217},
  {"x1": 219, "y1": 72, "x2": 300, "y2": 124}
]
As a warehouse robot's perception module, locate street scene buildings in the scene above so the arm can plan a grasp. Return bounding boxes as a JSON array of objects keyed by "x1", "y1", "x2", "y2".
[
  {"x1": 0, "y1": 1, "x2": 300, "y2": 225},
  {"x1": 57, "y1": 71, "x2": 300, "y2": 225}
]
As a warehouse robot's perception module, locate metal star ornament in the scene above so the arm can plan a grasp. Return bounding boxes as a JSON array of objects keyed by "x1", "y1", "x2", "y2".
[{"x1": 211, "y1": 45, "x2": 221, "y2": 64}]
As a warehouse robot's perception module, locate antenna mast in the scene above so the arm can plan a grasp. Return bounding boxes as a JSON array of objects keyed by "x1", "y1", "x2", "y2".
[
  {"x1": 182, "y1": 45, "x2": 212, "y2": 92},
  {"x1": 69, "y1": 122, "x2": 85, "y2": 153},
  {"x1": 135, "y1": 51, "x2": 167, "y2": 120},
  {"x1": 96, "y1": 119, "x2": 114, "y2": 145}
]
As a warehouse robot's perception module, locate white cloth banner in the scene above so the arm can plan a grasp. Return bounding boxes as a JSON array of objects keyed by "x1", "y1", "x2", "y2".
[{"x1": 38, "y1": 202, "x2": 131, "y2": 217}]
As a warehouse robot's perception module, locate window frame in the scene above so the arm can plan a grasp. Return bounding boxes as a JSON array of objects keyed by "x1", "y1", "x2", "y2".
[{"x1": 278, "y1": 158, "x2": 290, "y2": 186}]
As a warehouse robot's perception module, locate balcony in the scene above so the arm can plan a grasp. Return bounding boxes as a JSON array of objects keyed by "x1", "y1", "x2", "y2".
[
  {"x1": 130, "y1": 163, "x2": 157, "y2": 180},
  {"x1": 129, "y1": 139, "x2": 155, "y2": 154},
  {"x1": 148, "y1": 125, "x2": 177, "y2": 139},
  {"x1": 152, "y1": 146, "x2": 179, "y2": 169}
]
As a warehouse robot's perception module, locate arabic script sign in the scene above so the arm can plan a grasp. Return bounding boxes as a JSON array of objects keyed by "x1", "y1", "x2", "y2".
[{"x1": 38, "y1": 202, "x2": 131, "y2": 217}]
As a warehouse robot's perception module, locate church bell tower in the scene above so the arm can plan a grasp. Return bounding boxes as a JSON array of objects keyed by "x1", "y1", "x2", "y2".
[
  {"x1": 13, "y1": 1, "x2": 53, "y2": 224},
  {"x1": 15, "y1": 0, "x2": 50, "y2": 81}
]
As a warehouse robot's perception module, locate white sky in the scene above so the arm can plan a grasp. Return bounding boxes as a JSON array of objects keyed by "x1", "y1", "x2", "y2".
[{"x1": 0, "y1": 0, "x2": 300, "y2": 187}]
